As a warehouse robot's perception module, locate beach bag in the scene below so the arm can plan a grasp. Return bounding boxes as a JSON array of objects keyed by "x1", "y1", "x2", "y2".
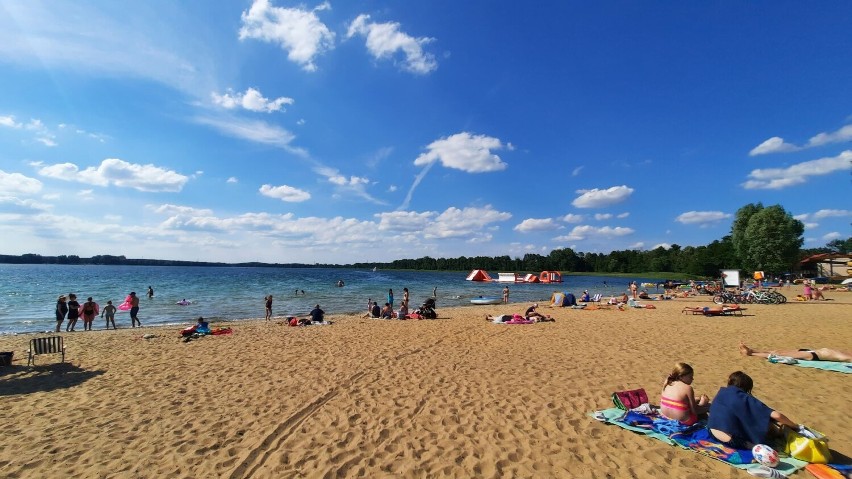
[
  {"x1": 612, "y1": 388, "x2": 649, "y2": 410},
  {"x1": 784, "y1": 428, "x2": 831, "y2": 463}
]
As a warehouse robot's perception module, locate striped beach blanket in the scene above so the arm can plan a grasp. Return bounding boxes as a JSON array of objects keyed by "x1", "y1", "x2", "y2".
[{"x1": 591, "y1": 408, "x2": 807, "y2": 475}]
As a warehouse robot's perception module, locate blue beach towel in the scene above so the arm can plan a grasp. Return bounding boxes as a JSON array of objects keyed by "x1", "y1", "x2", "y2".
[
  {"x1": 779, "y1": 359, "x2": 852, "y2": 374},
  {"x1": 591, "y1": 408, "x2": 807, "y2": 475}
]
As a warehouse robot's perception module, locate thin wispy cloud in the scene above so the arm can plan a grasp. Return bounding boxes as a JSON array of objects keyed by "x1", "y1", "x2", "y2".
[
  {"x1": 749, "y1": 124, "x2": 852, "y2": 156},
  {"x1": 675, "y1": 211, "x2": 732, "y2": 225},
  {"x1": 743, "y1": 150, "x2": 852, "y2": 189}
]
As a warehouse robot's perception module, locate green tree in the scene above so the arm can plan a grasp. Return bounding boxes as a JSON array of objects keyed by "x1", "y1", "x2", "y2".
[
  {"x1": 731, "y1": 203, "x2": 763, "y2": 265},
  {"x1": 739, "y1": 205, "x2": 804, "y2": 272},
  {"x1": 826, "y1": 237, "x2": 852, "y2": 253}
]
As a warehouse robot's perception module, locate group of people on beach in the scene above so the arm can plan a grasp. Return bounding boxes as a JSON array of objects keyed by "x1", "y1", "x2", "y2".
[
  {"x1": 654, "y1": 343, "x2": 850, "y2": 449},
  {"x1": 486, "y1": 303, "x2": 555, "y2": 323},
  {"x1": 55, "y1": 291, "x2": 141, "y2": 332}
]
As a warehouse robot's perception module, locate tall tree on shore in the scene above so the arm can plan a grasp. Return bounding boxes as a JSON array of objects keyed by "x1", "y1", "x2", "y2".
[{"x1": 731, "y1": 203, "x2": 804, "y2": 272}]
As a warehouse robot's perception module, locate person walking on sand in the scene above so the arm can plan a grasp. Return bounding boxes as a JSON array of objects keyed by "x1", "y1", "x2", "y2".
[
  {"x1": 101, "y1": 300, "x2": 117, "y2": 330},
  {"x1": 502, "y1": 285, "x2": 510, "y2": 304},
  {"x1": 265, "y1": 295, "x2": 273, "y2": 321},
  {"x1": 55, "y1": 295, "x2": 68, "y2": 332},
  {"x1": 129, "y1": 292, "x2": 141, "y2": 327}
]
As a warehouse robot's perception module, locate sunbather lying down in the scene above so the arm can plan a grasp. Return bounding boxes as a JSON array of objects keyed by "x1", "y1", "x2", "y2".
[{"x1": 740, "y1": 343, "x2": 852, "y2": 363}]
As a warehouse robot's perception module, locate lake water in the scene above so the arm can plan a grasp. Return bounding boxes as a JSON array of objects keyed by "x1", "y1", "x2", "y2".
[{"x1": 0, "y1": 264, "x2": 663, "y2": 334}]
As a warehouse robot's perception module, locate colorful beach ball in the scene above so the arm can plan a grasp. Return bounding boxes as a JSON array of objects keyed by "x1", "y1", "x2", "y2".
[{"x1": 752, "y1": 444, "x2": 779, "y2": 467}]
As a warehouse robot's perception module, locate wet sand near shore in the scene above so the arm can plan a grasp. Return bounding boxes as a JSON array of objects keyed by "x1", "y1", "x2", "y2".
[{"x1": 1, "y1": 292, "x2": 849, "y2": 478}]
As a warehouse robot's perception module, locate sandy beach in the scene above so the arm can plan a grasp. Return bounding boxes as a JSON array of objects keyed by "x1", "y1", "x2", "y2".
[{"x1": 1, "y1": 291, "x2": 849, "y2": 478}]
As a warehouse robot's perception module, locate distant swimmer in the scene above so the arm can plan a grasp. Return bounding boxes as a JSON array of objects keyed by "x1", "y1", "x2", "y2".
[
  {"x1": 147, "y1": 286, "x2": 154, "y2": 298},
  {"x1": 337, "y1": 280, "x2": 344, "y2": 287},
  {"x1": 177, "y1": 299, "x2": 191, "y2": 306}
]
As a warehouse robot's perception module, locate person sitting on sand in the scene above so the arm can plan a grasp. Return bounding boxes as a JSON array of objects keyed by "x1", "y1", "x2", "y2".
[
  {"x1": 398, "y1": 301, "x2": 409, "y2": 319},
  {"x1": 660, "y1": 362, "x2": 709, "y2": 426},
  {"x1": 195, "y1": 317, "x2": 210, "y2": 334},
  {"x1": 638, "y1": 290, "x2": 651, "y2": 300},
  {"x1": 525, "y1": 303, "x2": 544, "y2": 320},
  {"x1": 707, "y1": 371, "x2": 800, "y2": 449},
  {"x1": 811, "y1": 287, "x2": 826, "y2": 300},
  {"x1": 308, "y1": 304, "x2": 324, "y2": 324},
  {"x1": 740, "y1": 343, "x2": 851, "y2": 363},
  {"x1": 524, "y1": 303, "x2": 554, "y2": 322},
  {"x1": 380, "y1": 302, "x2": 394, "y2": 319},
  {"x1": 580, "y1": 290, "x2": 590, "y2": 302}
]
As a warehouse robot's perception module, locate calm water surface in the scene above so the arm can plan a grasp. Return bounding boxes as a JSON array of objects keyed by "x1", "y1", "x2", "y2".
[{"x1": 0, "y1": 264, "x2": 661, "y2": 334}]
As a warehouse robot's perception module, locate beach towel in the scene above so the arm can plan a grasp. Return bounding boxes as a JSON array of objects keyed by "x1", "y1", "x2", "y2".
[
  {"x1": 591, "y1": 408, "x2": 807, "y2": 475},
  {"x1": 771, "y1": 359, "x2": 852, "y2": 374}
]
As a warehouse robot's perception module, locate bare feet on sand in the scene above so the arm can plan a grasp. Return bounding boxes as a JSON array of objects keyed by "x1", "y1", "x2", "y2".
[{"x1": 739, "y1": 343, "x2": 754, "y2": 356}]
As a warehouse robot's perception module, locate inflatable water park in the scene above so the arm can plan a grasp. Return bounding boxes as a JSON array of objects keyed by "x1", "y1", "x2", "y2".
[{"x1": 465, "y1": 269, "x2": 562, "y2": 284}]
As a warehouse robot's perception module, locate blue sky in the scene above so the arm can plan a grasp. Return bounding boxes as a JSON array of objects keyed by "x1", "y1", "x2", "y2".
[{"x1": 0, "y1": 1, "x2": 850, "y2": 264}]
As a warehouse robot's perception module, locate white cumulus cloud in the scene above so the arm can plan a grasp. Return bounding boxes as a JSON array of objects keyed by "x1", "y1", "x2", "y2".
[
  {"x1": 594, "y1": 213, "x2": 612, "y2": 221},
  {"x1": 37, "y1": 159, "x2": 189, "y2": 192},
  {"x1": 346, "y1": 14, "x2": 437, "y2": 74},
  {"x1": 561, "y1": 213, "x2": 584, "y2": 223},
  {"x1": 743, "y1": 150, "x2": 852, "y2": 190},
  {"x1": 514, "y1": 218, "x2": 558, "y2": 233},
  {"x1": 239, "y1": 0, "x2": 335, "y2": 72},
  {"x1": 0, "y1": 170, "x2": 43, "y2": 195},
  {"x1": 822, "y1": 232, "x2": 842, "y2": 241},
  {"x1": 414, "y1": 132, "x2": 508, "y2": 173},
  {"x1": 212, "y1": 87, "x2": 294, "y2": 113},
  {"x1": 572, "y1": 185, "x2": 634, "y2": 208},
  {"x1": 259, "y1": 184, "x2": 310, "y2": 202},
  {"x1": 675, "y1": 211, "x2": 732, "y2": 225}
]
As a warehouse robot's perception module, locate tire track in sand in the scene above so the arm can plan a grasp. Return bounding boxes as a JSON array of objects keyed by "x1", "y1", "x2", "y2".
[
  {"x1": 228, "y1": 325, "x2": 505, "y2": 477},
  {"x1": 227, "y1": 371, "x2": 366, "y2": 479}
]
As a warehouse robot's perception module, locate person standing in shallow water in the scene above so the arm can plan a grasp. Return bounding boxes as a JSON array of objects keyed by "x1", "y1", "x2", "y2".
[
  {"x1": 388, "y1": 289, "x2": 394, "y2": 308},
  {"x1": 502, "y1": 285, "x2": 510, "y2": 304},
  {"x1": 147, "y1": 286, "x2": 154, "y2": 299},
  {"x1": 55, "y1": 295, "x2": 68, "y2": 332}
]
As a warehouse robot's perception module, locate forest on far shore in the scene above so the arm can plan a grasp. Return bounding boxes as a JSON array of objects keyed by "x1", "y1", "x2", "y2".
[{"x1": 2, "y1": 204, "x2": 850, "y2": 279}]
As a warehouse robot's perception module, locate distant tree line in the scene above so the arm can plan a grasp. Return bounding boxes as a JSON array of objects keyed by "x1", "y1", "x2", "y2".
[{"x1": 2, "y1": 203, "x2": 850, "y2": 277}]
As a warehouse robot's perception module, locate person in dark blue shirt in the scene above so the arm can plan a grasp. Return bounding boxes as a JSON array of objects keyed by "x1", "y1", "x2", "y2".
[{"x1": 707, "y1": 371, "x2": 799, "y2": 449}]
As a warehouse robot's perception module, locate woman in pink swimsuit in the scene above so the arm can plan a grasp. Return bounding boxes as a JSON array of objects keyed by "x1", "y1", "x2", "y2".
[{"x1": 659, "y1": 362, "x2": 710, "y2": 425}]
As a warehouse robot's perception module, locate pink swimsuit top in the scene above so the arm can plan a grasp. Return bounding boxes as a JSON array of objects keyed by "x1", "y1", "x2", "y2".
[{"x1": 660, "y1": 395, "x2": 698, "y2": 425}]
